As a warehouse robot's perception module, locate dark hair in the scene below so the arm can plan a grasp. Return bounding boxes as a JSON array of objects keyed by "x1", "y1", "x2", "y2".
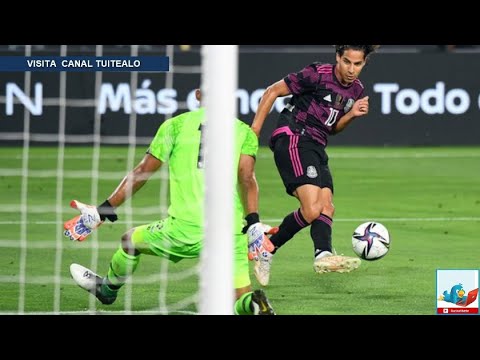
[{"x1": 334, "y1": 45, "x2": 380, "y2": 58}]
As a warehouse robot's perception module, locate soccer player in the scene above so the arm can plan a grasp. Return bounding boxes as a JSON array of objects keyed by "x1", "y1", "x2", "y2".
[
  {"x1": 64, "y1": 89, "x2": 275, "y2": 315},
  {"x1": 249, "y1": 45, "x2": 380, "y2": 286}
]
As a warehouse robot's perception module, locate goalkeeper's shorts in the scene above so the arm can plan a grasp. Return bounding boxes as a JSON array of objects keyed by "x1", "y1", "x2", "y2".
[
  {"x1": 131, "y1": 217, "x2": 203, "y2": 262},
  {"x1": 131, "y1": 217, "x2": 250, "y2": 289}
]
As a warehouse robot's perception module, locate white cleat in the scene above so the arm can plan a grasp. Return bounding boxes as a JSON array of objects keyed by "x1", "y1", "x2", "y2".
[
  {"x1": 313, "y1": 251, "x2": 361, "y2": 274},
  {"x1": 70, "y1": 263, "x2": 100, "y2": 292},
  {"x1": 69, "y1": 263, "x2": 117, "y2": 305}
]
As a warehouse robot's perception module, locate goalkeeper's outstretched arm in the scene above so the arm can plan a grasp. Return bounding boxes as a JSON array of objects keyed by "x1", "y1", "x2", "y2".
[
  {"x1": 107, "y1": 153, "x2": 163, "y2": 208},
  {"x1": 64, "y1": 153, "x2": 162, "y2": 241}
]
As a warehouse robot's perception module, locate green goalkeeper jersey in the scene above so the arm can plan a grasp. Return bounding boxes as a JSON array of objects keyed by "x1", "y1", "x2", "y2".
[{"x1": 148, "y1": 108, "x2": 258, "y2": 233}]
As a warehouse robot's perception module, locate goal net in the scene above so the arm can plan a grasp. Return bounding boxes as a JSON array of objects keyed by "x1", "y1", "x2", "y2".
[{"x1": 0, "y1": 45, "x2": 236, "y2": 314}]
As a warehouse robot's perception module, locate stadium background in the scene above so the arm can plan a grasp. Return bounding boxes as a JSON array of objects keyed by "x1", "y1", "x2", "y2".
[
  {"x1": 2, "y1": 45, "x2": 480, "y2": 146},
  {"x1": 1, "y1": 45, "x2": 479, "y2": 315}
]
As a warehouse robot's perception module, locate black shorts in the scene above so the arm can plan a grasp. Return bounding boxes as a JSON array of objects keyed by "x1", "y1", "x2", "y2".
[{"x1": 272, "y1": 134, "x2": 333, "y2": 196}]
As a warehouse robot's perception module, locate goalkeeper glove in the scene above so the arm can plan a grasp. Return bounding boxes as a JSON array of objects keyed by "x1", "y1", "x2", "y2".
[
  {"x1": 63, "y1": 199, "x2": 118, "y2": 242},
  {"x1": 242, "y1": 213, "x2": 278, "y2": 261}
]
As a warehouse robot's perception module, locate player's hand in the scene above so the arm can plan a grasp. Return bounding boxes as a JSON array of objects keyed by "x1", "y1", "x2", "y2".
[
  {"x1": 63, "y1": 200, "x2": 103, "y2": 242},
  {"x1": 351, "y1": 96, "x2": 369, "y2": 117},
  {"x1": 246, "y1": 223, "x2": 277, "y2": 261}
]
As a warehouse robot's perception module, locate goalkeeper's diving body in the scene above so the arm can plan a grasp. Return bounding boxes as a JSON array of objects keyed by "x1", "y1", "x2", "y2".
[{"x1": 65, "y1": 89, "x2": 275, "y2": 315}]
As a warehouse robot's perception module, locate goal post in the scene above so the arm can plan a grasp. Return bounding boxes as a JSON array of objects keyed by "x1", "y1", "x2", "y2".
[{"x1": 200, "y1": 45, "x2": 238, "y2": 315}]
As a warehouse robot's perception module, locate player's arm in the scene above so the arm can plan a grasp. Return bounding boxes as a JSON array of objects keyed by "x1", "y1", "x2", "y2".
[
  {"x1": 238, "y1": 154, "x2": 258, "y2": 216},
  {"x1": 332, "y1": 96, "x2": 370, "y2": 134},
  {"x1": 107, "y1": 153, "x2": 163, "y2": 208},
  {"x1": 65, "y1": 115, "x2": 173, "y2": 242},
  {"x1": 238, "y1": 153, "x2": 276, "y2": 260},
  {"x1": 251, "y1": 79, "x2": 290, "y2": 137},
  {"x1": 64, "y1": 154, "x2": 163, "y2": 242}
]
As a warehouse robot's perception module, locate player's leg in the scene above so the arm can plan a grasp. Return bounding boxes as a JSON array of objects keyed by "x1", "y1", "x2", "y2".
[
  {"x1": 130, "y1": 217, "x2": 202, "y2": 260},
  {"x1": 310, "y1": 188, "x2": 335, "y2": 257},
  {"x1": 309, "y1": 164, "x2": 360, "y2": 273},
  {"x1": 71, "y1": 217, "x2": 202, "y2": 304},
  {"x1": 69, "y1": 226, "x2": 145, "y2": 305},
  {"x1": 307, "y1": 159, "x2": 335, "y2": 258},
  {"x1": 233, "y1": 234, "x2": 275, "y2": 315},
  {"x1": 269, "y1": 136, "x2": 333, "y2": 253},
  {"x1": 267, "y1": 135, "x2": 313, "y2": 253},
  {"x1": 99, "y1": 227, "x2": 143, "y2": 296},
  {"x1": 293, "y1": 183, "x2": 347, "y2": 275},
  {"x1": 253, "y1": 135, "x2": 317, "y2": 286},
  {"x1": 233, "y1": 232, "x2": 254, "y2": 314},
  {"x1": 105, "y1": 217, "x2": 191, "y2": 288},
  {"x1": 254, "y1": 184, "x2": 321, "y2": 286},
  {"x1": 105, "y1": 217, "x2": 202, "y2": 299}
]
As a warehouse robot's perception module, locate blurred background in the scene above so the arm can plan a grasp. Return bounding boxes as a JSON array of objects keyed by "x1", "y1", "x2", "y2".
[{"x1": 2, "y1": 44, "x2": 480, "y2": 148}]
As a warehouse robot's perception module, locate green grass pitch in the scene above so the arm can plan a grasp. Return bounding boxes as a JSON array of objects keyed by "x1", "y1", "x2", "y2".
[{"x1": 1, "y1": 146, "x2": 479, "y2": 314}]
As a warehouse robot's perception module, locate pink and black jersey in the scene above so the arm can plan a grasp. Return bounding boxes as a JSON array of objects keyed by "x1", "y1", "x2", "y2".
[{"x1": 272, "y1": 62, "x2": 364, "y2": 147}]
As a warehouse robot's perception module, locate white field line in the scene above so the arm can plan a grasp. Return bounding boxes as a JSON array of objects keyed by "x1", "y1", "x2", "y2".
[
  {"x1": 0, "y1": 168, "x2": 167, "y2": 180},
  {"x1": 0, "y1": 309, "x2": 198, "y2": 315},
  {"x1": 1, "y1": 152, "x2": 480, "y2": 160},
  {"x1": 0, "y1": 217, "x2": 479, "y2": 226},
  {"x1": 259, "y1": 153, "x2": 480, "y2": 159},
  {"x1": 0, "y1": 205, "x2": 167, "y2": 214},
  {"x1": 0, "y1": 265, "x2": 199, "y2": 282}
]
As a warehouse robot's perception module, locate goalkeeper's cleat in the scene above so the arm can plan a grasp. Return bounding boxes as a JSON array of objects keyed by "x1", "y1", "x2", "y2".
[
  {"x1": 69, "y1": 263, "x2": 117, "y2": 305},
  {"x1": 251, "y1": 289, "x2": 275, "y2": 315},
  {"x1": 313, "y1": 251, "x2": 361, "y2": 274},
  {"x1": 254, "y1": 250, "x2": 273, "y2": 286}
]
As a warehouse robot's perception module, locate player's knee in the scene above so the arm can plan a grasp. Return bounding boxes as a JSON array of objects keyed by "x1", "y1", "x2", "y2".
[
  {"x1": 301, "y1": 203, "x2": 323, "y2": 223},
  {"x1": 322, "y1": 202, "x2": 335, "y2": 218},
  {"x1": 121, "y1": 229, "x2": 138, "y2": 255}
]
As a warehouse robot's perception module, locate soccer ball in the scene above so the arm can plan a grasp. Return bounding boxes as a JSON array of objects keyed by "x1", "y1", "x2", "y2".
[{"x1": 352, "y1": 222, "x2": 390, "y2": 260}]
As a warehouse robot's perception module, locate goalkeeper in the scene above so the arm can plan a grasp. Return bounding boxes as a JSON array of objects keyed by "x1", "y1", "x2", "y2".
[{"x1": 65, "y1": 89, "x2": 275, "y2": 315}]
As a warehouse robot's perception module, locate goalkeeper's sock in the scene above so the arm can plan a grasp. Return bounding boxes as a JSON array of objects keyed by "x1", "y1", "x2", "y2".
[
  {"x1": 311, "y1": 214, "x2": 333, "y2": 256},
  {"x1": 270, "y1": 209, "x2": 309, "y2": 254},
  {"x1": 234, "y1": 291, "x2": 254, "y2": 315},
  {"x1": 100, "y1": 281, "x2": 119, "y2": 299},
  {"x1": 105, "y1": 247, "x2": 140, "y2": 288}
]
